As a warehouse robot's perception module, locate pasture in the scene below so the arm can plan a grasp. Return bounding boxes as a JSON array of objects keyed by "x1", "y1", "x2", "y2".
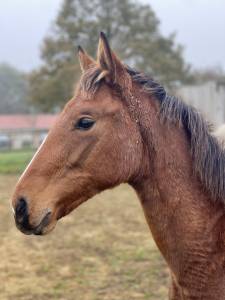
[
  {"x1": 0, "y1": 150, "x2": 33, "y2": 174},
  {"x1": 0, "y1": 152, "x2": 168, "y2": 300}
]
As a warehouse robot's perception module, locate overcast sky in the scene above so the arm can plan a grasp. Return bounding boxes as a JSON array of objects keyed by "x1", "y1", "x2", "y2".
[{"x1": 0, "y1": 0, "x2": 224, "y2": 72}]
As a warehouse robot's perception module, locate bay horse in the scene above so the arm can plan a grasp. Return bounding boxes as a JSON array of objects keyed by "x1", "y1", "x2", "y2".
[{"x1": 11, "y1": 33, "x2": 225, "y2": 299}]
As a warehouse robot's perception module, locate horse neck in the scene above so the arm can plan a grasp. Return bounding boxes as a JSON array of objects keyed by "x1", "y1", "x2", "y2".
[{"x1": 131, "y1": 94, "x2": 225, "y2": 299}]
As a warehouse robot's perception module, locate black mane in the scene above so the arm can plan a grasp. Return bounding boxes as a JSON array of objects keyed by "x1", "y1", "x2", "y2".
[{"x1": 127, "y1": 66, "x2": 225, "y2": 203}]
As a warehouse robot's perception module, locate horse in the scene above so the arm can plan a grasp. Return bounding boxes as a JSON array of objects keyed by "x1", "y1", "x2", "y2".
[{"x1": 11, "y1": 32, "x2": 225, "y2": 300}]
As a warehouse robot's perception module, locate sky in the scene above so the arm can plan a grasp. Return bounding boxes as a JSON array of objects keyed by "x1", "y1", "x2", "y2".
[{"x1": 0, "y1": 0, "x2": 224, "y2": 72}]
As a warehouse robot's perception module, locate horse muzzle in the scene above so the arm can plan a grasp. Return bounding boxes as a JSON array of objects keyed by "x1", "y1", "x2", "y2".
[{"x1": 14, "y1": 197, "x2": 52, "y2": 235}]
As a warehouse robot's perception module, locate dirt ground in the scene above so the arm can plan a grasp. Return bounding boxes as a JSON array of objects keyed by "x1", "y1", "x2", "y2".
[{"x1": 0, "y1": 175, "x2": 169, "y2": 300}]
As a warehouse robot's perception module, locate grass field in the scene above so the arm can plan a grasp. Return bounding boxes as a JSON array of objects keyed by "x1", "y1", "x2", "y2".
[
  {"x1": 0, "y1": 157, "x2": 169, "y2": 299},
  {"x1": 0, "y1": 150, "x2": 34, "y2": 174}
]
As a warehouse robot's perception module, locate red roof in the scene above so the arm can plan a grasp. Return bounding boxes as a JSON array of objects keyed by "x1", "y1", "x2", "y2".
[{"x1": 0, "y1": 115, "x2": 57, "y2": 130}]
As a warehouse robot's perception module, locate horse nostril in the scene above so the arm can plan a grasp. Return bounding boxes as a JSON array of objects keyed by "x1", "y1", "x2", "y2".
[{"x1": 15, "y1": 197, "x2": 28, "y2": 223}]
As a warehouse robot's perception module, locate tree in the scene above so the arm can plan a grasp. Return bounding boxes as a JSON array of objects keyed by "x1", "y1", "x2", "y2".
[
  {"x1": 29, "y1": 0, "x2": 191, "y2": 112},
  {"x1": 0, "y1": 64, "x2": 30, "y2": 114}
]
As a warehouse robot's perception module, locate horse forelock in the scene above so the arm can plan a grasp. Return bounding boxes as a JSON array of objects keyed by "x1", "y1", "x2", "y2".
[{"x1": 79, "y1": 66, "x2": 103, "y2": 95}]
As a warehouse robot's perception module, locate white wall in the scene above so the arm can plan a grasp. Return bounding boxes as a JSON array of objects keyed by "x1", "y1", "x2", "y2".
[{"x1": 176, "y1": 82, "x2": 225, "y2": 126}]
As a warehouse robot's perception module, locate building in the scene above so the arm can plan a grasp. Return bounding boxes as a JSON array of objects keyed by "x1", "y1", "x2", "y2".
[
  {"x1": 176, "y1": 81, "x2": 225, "y2": 126},
  {"x1": 0, "y1": 114, "x2": 57, "y2": 150},
  {"x1": 1, "y1": 82, "x2": 225, "y2": 150}
]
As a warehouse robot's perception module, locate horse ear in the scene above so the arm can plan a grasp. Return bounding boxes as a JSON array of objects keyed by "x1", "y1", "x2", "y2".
[
  {"x1": 78, "y1": 46, "x2": 94, "y2": 72},
  {"x1": 97, "y1": 32, "x2": 125, "y2": 83}
]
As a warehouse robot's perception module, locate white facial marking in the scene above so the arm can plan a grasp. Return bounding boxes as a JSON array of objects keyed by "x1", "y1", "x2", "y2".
[
  {"x1": 11, "y1": 204, "x2": 15, "y2": 216},
  {"x1": 17, "y1": 135, "x2": 48, "y2": 185}
]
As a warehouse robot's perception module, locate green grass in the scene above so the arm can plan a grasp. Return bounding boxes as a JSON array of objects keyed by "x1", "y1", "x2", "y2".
[{"x1": 0, "y1": 150, "x2": 34, "y2": 174}]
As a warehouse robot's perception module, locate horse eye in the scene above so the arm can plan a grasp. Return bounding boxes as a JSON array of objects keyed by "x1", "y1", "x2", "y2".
[{"x1": 75, "y1": 117, "x2": 95, "y2": 130}]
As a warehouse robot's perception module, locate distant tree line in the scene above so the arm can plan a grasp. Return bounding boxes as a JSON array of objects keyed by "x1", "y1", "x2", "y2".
[
  {"x1": 0, "y1": 64, "x2": 30, "y2": 114},
  {"x1": 0, "y1": 0, "x2": 224, "y2": 114}
]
